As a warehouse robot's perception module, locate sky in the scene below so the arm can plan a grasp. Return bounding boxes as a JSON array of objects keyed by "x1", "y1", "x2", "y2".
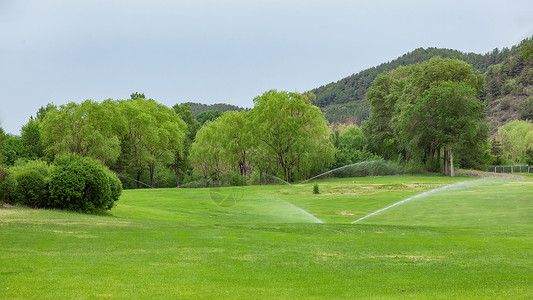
[{"x1": 1, "y1": 0, "x2": 532, "y2": 134}]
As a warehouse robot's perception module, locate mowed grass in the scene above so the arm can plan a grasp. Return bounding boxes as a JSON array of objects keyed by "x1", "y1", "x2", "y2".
[{"x1": 1, "y1": 175, "x2": 532, "y2": 298}]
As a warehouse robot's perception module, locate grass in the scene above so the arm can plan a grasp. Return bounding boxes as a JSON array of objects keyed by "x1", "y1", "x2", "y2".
[{"x1": 1, "y1": 175, "x2": 532, "y2": 298}]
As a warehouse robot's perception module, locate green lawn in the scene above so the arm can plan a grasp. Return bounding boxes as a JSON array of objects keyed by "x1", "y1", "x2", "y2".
[{"x1": 1, "y1": 175, "x2": 532, "y2": 298}]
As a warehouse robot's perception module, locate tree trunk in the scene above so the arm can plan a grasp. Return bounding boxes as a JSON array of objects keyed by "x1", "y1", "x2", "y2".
[
  {"x1": 149, "y1": 163, "x2": 155, "y2": 188},
  {"x1": 136, "y1": 170, "x2": 142, "y2": 189},
  {"x1": 450, "y1": 148, "x2": 455, "y2": 177},
  {"x1": 437, "y1": 148, "x2": 441, "y2": 167},
  {"x1": 175, "y1": 171, "x2": 180, "y2": 188},
  {"x1": 444, "y1": 148, "x2": 449, "y2": 176}
]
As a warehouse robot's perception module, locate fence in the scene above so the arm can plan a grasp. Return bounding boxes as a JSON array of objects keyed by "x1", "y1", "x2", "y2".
[{"x1": 487, "y1": 165, "x2": 533, "y2": 174}]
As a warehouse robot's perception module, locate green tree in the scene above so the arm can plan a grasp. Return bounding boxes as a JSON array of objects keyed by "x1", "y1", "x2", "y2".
[
  {"x1": 364, "y1": 57, "x2": 486, "y2": 175},
  {"x1": 218, "y1": 111, "x2": 250, "y2": 176},
  {"x1": 0, "y1": 126, "x2": 5, "y2": 162},
  {"x1": 20, "y1": 118, "x2": 44, "y2": 160},
  {"x1": 130, "y1": 92, "x2": 145, "y2": 100},
  {"x1": 35, "y1": 103, "x2": 57, "y2": 121},
  {"x1": 190, "y1": 120, "x2": 222, "y2": 180},
  {"x1": 520, "y1": 38, "x2": 533, "y2": 62},
  {"x1": 0, "y1": 134, "x2": 25, "y2": 166},
  {"x1": 409, "y1": 81, "x2": 485, "y2": 176},
  {"x1": 334, "y1": 126, "x2": 380, "y2": 168},
  {"x1": 41, "y1": 100, "x2": 124, "y2": 165},
  {"x1": 247, "y1": 90, "x2": 335, "y2": 182},
  {"x1": 191, "y1": 111, "x2": 251, "y2": 182},
  {"x1": 171, "y1": 103, "x2": 201, "y2": 187},
  {"x1": 362, "y1": 69, "x2": 411, "y2": 160},
  {"x1": 519, "y1": 97, "x2": 533, "y2": 120},
  {"x1": 196, "y1": 110, "x2": 222, "y2": 125},
  {"x1": 119, "y1": 98, "x2": 186, "y2": 187},
  {"x1": 496, "y1": 120, "x2": 533, "y2": 163}
]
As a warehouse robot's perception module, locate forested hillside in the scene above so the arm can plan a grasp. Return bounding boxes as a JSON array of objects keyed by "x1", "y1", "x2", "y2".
[
  {"x1": 312, "y1": 47, "x2": 512, "y2": 108},
  {"x1": 484, "y1": 40, "x2": 533, "y2": 132},
  {"x1": 184, "y1": 102, "x2": 248, "y2": 116},
  {"x1": 311, "y1": 41, "x2": 532, "y2": 124}
]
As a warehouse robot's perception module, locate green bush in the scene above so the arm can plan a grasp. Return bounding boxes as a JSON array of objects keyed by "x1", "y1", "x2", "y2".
[
  {"x1": 181, "y1": 178, "x2": 219, "y2": 188},
  {"x1": 222, "y1": 174, "x2": 247, "y2": 186},
  {"x1": 0, "y1": 160, "x2": 53, "y2": 206},
  {"x1": 500, "y1": 98, "x2": 511, "y2": 110},
  {"x1": 49, "y1": 155, "x2": 120, "y2": 213},
  {"x1": 107, "y1": 170, "x2": 122, "y2": 209},
  {"x1": 0, "y1": 171, "x2": 16, "y2": 205},
  {"x1": 313, "y1": 184, "x2": 320, "y2": 194},
  {"x1": 14, "y1": 169, "x2": 49, "y2": 208}
]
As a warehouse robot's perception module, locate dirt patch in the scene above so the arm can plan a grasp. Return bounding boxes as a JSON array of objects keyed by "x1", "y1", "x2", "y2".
[
  {"x1": 369, "y1": 255, "x2": 445, "y2": 261},
  {"x1": 53, "y1": 230, "x2": 75, "y2": 234},
  {"x1": 339, "y1": 211, "x2": 355, "y2": 216},
  {"x1": 456, "y1": 170, "x2": 525, "y2": 179}
]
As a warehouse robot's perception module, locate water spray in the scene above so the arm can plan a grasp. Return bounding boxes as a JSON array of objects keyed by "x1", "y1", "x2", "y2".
[{"x1": 350, "y1": 180, "x2": 481, "y2": 224}]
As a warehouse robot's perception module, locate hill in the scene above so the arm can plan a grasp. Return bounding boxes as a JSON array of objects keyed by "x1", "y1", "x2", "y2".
[
  {"x1": 311, "y1": 38, "x2": 533, "y2": 125},
  {"x1": 484, "y1": 39, "x2": 533, "y2": 132},
  {"x1": 183, "y1": 102, "x2": 248, "y2": 116}
]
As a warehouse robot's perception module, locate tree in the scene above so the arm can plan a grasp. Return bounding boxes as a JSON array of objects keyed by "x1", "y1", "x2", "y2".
[
  {"x1": 171, "y1": 103, "x2": 200, "y2": 187},
  {"x1": 409, "y1": 81, "x2": 485, "y2": 176},
  {"x1": 363, "y1": 57, "x2": 486, "y2": 175},
  {"x1": 119, "y1": 98, "x2": 186, "y2": 187},
  {"x1": 40, "y1": 100, "x2": 124, "y2": 165},
  {"x1": 217, "y1": 111, "x2": 250, "y2": 176},
  {"x1": 196, "y1": 110, "x2": 222, "y2": 125},
  {"x1": 362, "y1": 70, "x2": 406, "y2": 160},
  {"x1": 191, "y1": 111, "x2": 251, "y2": 182},
  {"x1": 20, "y1": 118, "x2": 44, "y2": 160},
  {"x1": 520, "y1": 37, "x2": 533, "y2": 62},
  {"x1": 190, "y1": 120, "x2": 223, "y2": 180},
  {"x1": 35, "y1": 103, "x2": 57, "y2": 121},
  {"x1": 496, "y1": 120, "x2": 533, "y2": 163},
  {"x1": 247, "y1": 90, "x2": 335, "y2": 182},
  {"x1": 130, "y1": 92, "x2": 145, "y2": 100},
  {"x1": 334, "y1": 126, "x2": 380, "y2": 168},
  {"x1": 0, "y1": 126, "x2": 5, "y2": 162},
  {"x1": 0, "y1": 135, "x2": 25, "y2": 166}
]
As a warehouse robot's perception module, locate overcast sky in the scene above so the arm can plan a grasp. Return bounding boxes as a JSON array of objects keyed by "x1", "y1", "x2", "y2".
[{"x1": 1, "y1": 0, "x2": 532, "y2": 134}]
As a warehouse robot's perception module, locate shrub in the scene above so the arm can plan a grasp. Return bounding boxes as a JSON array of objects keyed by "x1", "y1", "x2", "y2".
[
  {"x1": 14, "y1": 169, "x2": 49, "y2": 208},
  {"x1": 181, "y1": 178, "x2": 220, "y2": 188},
  {"x1": 106, "y1": 170, "x2": 122, "y2": 209},
  {"x1": 0, "y1": 171, "x2": 16, "y2": 205},
  {"x1": 500, "y1": 98, "x2": 511, "y2": 110},
  {"x1": 222, "y1": 174, "x2": 247, "y2": 186},
  {"x1": 313, "y1": 184, "x2": 320, "y2": 194},
  {"x1": 49, "y1": 155, "x2": 120, "y2": 213},
  {"x1": 0, "y1": 160, "x2": 53, "y2": 206}
]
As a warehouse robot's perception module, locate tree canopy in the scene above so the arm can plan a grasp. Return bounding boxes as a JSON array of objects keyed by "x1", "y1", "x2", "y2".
[
  {"x1": 248, "y1": 90, "x2": 335, "y2": 182},
  {"x1": 363, "y1": 57, "x2": 487, "y2": 175},
  {"x1": 41, "y1": 100, "x2": 123, "y2": 165}
]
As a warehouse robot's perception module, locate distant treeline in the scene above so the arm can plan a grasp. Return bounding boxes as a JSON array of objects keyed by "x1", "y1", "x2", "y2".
[
  {"x1": 183, "y1": 102, "x2": 248, "y2": 116},
  {"x1": 313, "y1": 37, "x2": 533, "y2": 126},
  {"x1": 311, "y1": 46, "x2": 515, "y2": 108}
]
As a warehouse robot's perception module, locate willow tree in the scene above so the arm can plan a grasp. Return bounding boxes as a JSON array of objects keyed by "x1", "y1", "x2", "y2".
[
  {"x1": 247, "y1": 90, "x2": 335, "y2": 182},
  {"x1": 190, "y1": 119, "x2": 223, "y2": 180},
  {"x1": 496, "y1": 120, "x2": 533, "y2": 163},
  {"x1": 41, "y1": 100, "x2": 124, "y2": 165},
  {"x1": 190, "y1": 111, "x2": 250, "y2": 180},
  {"x1": 171, "y1": 103, "x2": 200, "y2": 187},
  {"x1": 119, "y1": 98, "x2": 186, "y2": 187}
]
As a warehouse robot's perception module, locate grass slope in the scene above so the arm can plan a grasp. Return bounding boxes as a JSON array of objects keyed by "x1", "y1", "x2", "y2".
[{"x1": 1, "y1": 175, "x2": 532, "y2": 298}]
